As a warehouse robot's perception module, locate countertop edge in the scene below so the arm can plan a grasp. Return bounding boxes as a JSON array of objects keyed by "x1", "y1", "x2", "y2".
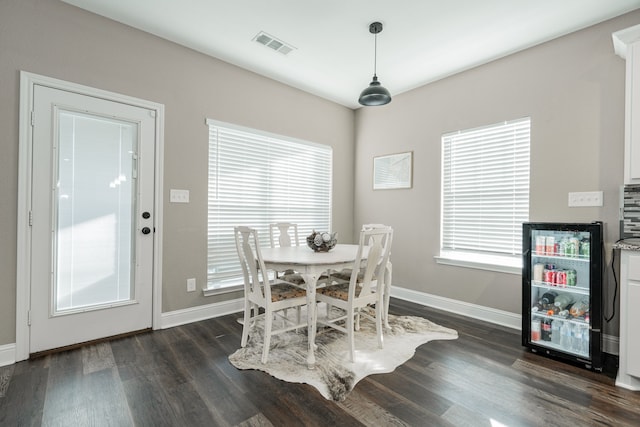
[{"x1": 612, "y1": 241, "x2": 640, "y2": 251}]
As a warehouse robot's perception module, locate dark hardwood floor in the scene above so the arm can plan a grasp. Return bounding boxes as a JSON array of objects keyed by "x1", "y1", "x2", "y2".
[{"x1": 1, "y1": 299, "x2": 639, "y2": 426}]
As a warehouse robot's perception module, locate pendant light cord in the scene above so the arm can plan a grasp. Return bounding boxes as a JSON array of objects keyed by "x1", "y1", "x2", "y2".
[{"x1": 373, "y1": 32, "x2": 377, "y2": 77}]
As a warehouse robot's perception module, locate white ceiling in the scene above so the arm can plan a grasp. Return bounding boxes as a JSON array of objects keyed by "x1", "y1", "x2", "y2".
[{"x1": 62, "y1": 0, "x2": 640, "y2": 109}]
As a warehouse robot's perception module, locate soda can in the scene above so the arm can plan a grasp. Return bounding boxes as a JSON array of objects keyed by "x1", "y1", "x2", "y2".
[
  {"x1": 558, "y1": 239, "x2": 567, "y2": 256},
  {"x1": 568, "y1": 237, "x2": 579, "y2": 257},
  {"x1": 546, "y1": 236, "x2": 555, "y2": 255},
  {"x1": 556, "y1": 270, "x2": 567, "y2": 286},
  {"x1": 548, "y1": 270, "x2": 557, "y2": 285},
  {"x1": 580, "y1": 239, "x2": 590, "y2": 258},
  {"x1": 535, "y1": 235, "x2": 546, "y2": 254},
  {"x1": 566, "y1": 269, "x2": 577, "y2": 286}
]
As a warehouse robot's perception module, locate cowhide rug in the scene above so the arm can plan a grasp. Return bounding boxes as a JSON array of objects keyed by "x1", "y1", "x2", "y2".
[{"x1": 228, "y1": 308, "x2": 458, "y2": 401}]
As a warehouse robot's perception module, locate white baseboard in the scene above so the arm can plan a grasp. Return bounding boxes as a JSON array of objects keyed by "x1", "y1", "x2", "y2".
[
  {"x1": 0, "y1": 343, "x2": 16, "y2": 367},
  {"x1": 391, "y1": 286, "x2": 522, "y2": 330},
  {"x1": 390, "y1": 286, "x2": 620, "y2": 355},
  {"x1": 160, "y1": 298, "x2": 244, "y2": 329}
]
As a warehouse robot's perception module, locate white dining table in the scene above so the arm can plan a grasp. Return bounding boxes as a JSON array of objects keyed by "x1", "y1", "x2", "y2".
[{"x1": 261, "y1": 243, "x2": 366, "y2": 369}]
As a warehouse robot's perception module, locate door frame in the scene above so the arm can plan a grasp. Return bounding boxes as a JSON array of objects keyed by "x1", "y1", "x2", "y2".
[{"x1": 16, "y1": 71, "x2": 165, "y2": 361}]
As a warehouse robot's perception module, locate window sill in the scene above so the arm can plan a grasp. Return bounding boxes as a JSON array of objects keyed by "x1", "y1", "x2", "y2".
[
  {"x1": 435, "y1": 251, "x2": 521, "y2": 275},
  {"x1": 202, "y1": 284, "x2": 243, "y2": 297}
]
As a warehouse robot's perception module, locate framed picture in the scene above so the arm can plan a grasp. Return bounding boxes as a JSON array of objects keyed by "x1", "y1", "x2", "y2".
[{"x1": 373, "y1": 151, "x2": 413, "y2": 190}]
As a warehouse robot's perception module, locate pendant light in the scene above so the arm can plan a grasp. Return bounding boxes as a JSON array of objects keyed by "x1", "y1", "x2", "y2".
[{"x1": 358, "y1": 21, "x2": 391, "y2": 106}]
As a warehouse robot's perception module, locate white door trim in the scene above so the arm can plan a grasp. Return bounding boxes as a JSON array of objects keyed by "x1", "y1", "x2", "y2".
[{"x1": 16, "y1": 71, "x2": 165, "y2": 362}]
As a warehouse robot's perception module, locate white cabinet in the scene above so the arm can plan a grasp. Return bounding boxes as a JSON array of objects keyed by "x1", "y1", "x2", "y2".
[
  {"x1": 628, "y1": 282, "x2": 640, "y2": 377},
  {"x1": 616, "y1": 250, "x2": 640, "y2": 390},
  {"x1": 613, "y1": 25, "x2": 640, "y2": 184}
]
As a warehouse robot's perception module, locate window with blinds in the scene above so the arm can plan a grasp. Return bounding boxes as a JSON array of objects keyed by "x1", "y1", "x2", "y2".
[
  {"x1": 206, "y1": 119, "x2": 332, "y2": 291},
  {"x1": 440, "y1": 117, "x2": 530, "y2": 270}
]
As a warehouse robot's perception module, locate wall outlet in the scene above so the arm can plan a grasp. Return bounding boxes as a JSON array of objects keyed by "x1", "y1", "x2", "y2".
[
  {"x1": 170, "y1": 189, "x2": 190, "y2": 203},
  {"x1": 568, "y1": 191, "x2": 603, "y2": 207},
  {"x1": 187, "y1": 278, "x2": 196, "y2": 292}
]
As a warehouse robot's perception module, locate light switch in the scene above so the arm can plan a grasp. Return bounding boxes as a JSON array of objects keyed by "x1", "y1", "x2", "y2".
[
  {"x1": 170, "y1": 189, "x2": 190, "y2": 203},
  {"x1": 568, "y1": 191, "x2": 603, "y2": 207}
]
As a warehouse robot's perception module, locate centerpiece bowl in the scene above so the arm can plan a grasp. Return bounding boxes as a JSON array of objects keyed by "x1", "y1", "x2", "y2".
[{"x1": 306, "y1": 231, "x2": 337, "y2": 252}]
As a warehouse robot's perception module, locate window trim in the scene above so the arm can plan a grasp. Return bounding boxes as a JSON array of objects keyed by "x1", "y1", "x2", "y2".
[{"x1": 434, "y1": 251, "x2": 522, "y2": 275}]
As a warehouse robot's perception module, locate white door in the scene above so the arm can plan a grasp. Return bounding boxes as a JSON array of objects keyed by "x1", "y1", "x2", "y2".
[{"x1": 29, "y1": 84, "x2": 156, "y2": 353}]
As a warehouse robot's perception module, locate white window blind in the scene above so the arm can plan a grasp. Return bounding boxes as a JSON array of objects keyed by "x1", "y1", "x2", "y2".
[
  {"x1": 441, "y1": 117, "x2": 530, "y2": 263},
  {"x1": 207, "y1": 119, "x2": 332, "y2": 290}
]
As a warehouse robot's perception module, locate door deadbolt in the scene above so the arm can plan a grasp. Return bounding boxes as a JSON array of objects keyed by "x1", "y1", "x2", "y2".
[{"x1": 142, "y1": 212, "x2": 151, "y2": 219}]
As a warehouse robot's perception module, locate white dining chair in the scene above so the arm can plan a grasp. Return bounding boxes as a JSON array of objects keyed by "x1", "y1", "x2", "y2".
[
  {"x1": 234, "y1": 226, "x2": 308, "y2": 363},
  {"x1": 269, "y1": 222, "x2": 305, "y2": 285},
  {"x1": 363, "y1": 224, "x2": 393, "y2": 329},
  {"x1": 269, "y1": 222, "x2": 300, "y2": 248},
  {"x1": 315, "y1": 226, "x2": 393, "y2": 362},
  {"x1": 333, "y1": 223, "x2": 394, "y2": 329}
]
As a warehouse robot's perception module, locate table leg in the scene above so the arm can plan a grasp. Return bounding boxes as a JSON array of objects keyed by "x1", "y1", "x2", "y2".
[{"x1": 301, "y1": 272, "x2": 319, "y2": 369}]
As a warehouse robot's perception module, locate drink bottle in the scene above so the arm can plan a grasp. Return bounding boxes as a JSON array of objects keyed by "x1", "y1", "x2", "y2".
[
  {"x1": 551, "y1": 319, "x2": 561, "y2": 344},
  {"x1": 571, "y1": 323, "x2": 581, "y2": 352},
  {"x1": 541, "y1": 318, "x2": 552, "y2": 341},
  {"x1": 554, "y1": 293, "x2": 574, "y2": 309},
  {"x1": 540, "y1": 291, "x2": 558, "y2": 307},
  {"x1": 531, "y1": 319, "x2": 541, "y2": 341},
  {"x1": 579, "y1": 324, "x2": 590, "y2": 354},
  {"x1": 560, "y1": 321, "x2": 571, "y2": 349}
]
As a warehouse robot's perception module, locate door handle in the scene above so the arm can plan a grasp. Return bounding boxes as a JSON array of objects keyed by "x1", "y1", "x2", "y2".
[{"x1": 141, "y1": 227, "x2": 151, "y2": 235}]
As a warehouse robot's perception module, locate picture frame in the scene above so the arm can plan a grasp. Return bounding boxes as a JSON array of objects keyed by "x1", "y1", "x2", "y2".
[{"x1": 373, "y1": 151, "x2": 413, "y2": 190}]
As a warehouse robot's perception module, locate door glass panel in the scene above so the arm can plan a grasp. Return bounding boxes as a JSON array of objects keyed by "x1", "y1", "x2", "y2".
[{"x1": 55, "y1": 110, "x2": 137, "y2": 313}]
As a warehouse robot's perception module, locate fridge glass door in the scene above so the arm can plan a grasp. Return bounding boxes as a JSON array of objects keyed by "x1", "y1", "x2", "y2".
[{"x1": 529, "y1": 228, "x2": 591, "y2": 357}]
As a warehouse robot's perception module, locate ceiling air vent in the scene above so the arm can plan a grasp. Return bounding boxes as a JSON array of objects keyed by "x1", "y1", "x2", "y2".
[{"x1": 253, "y1": 31, "x2": 295, "y2": 55}]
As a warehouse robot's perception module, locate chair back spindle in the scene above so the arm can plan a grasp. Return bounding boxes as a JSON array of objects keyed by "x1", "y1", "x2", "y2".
[{"x1": 235, "y1": 226, "x2": 271, "y2": 306}]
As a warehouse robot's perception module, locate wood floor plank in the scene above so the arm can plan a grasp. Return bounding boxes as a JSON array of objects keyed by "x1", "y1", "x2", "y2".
[
  {"x1": 360, "y1": 361, "x2": 455, "y2": 417},
  {"x1": 353, "y1": 373, "x2": 456, "y2": 427},
  {"x1": 233, "y1": 412, "x2": 274, "y2": 427},
  {"x1": 589, "y1": 394, "x2": 640, "y2": 426},
  {"x1": 0, "y1": 365, "x2": 14, "y2": 397},
  {"x1": 337, "y1": 387, "x2": 413, "y2": 427},
  {"x1": 120, "y1": 374, "x2": 184, "y2": 427},
  {"x1": 46, "y1": 368, "x2": 134, "y2": 427},
  {"x1": 0, "y1": 358, "x2": 48, "y2": 426},
  {"x1": 81, "y1": 342, "x2": 116, "y2": 375},
  {"x1": 441, "y1": 404, "x2": 497, "y2": 427}
]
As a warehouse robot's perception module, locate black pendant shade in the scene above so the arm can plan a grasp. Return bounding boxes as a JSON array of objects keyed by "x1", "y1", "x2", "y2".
[
  {"x1": 358, "y1": 22, "x2": 391, "y2": 106},
  {"x1": 359, "y1": 75, "x2": 391, "y2": 106}
]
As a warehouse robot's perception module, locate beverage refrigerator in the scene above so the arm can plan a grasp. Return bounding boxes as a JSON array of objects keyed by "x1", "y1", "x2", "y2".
[{"x1": 522, "y1": 222, "x2": 603, "y2": 371}]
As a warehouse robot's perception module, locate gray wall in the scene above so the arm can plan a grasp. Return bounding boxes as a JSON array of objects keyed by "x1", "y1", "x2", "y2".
[
  {"x1": 0, "y1": 0, "x2": 355, "y2": 345},
  {"x1": 354, "y1": 11, "x2": 640, "y2": 337}
]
